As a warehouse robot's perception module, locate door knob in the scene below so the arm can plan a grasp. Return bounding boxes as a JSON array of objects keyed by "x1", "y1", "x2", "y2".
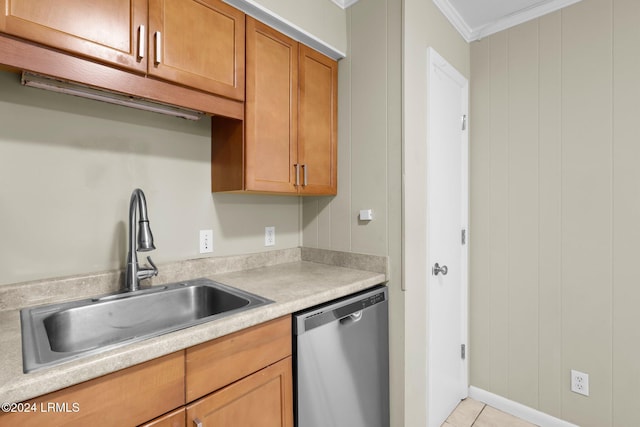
[{"x1": 432, "y1": 263, "x2": 448, "y2": 276}]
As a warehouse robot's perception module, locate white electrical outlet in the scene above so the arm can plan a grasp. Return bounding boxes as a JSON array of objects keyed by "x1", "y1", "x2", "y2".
[
  {"x1": 264, "y1": 226, "x2": 275, "y2": 247},
  {"x1": 199, "y1": 229, "x2": 213, "y2": 253},
  {"x1": 571, "y1": 370, "x2": 589, "y2": 396}
]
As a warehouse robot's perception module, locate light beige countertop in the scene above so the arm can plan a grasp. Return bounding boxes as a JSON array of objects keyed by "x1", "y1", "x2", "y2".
[{"x1": 0, "y1": 247, "x2": 387, "y2": 403}]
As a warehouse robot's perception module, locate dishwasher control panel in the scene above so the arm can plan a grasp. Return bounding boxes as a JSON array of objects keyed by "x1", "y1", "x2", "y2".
[{"x1": 294, "y1": 286, "x2": 387, "y2": 333}]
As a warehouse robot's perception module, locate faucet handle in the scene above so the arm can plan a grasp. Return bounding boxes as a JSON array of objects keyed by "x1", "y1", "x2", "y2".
[
  {"x1": 146, "y1": 256, "x2": 158, "y2": 273},
  {"x1": 137, "y1": 256, "x2": 159, "y2": 280}
]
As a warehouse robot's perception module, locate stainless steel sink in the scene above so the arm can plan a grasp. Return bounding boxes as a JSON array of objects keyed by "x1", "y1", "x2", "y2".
[{"x1": 20, "y1": 278, "x2": 272, "y2": 372}]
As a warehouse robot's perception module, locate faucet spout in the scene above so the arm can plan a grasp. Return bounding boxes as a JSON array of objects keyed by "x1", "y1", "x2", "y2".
[{"x1": 125, "y1": 188, "x2": 158, "y2": 291}]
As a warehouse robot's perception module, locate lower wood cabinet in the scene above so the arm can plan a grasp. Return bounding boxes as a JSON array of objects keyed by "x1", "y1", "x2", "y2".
[
  {"x1": 185, "y1": 316, "x2": 292, "y2": 402},
  {"x1": 186, "y1": 357, "x2": 293, "y2": 427},
  {"x1": 0, "y1": 316, "x2": 292, "y2": 427},
  {"x1": 140, "y1": 408, "x2": 186, "y2": 427},
  {"x1": 0, "y1": 352, "x2": 185, "y2": 427}
]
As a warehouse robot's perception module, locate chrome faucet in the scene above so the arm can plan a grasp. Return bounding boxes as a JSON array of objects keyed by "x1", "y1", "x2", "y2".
[{"x1": 125, "y1": 188, "x2": 158, "y2": 291}]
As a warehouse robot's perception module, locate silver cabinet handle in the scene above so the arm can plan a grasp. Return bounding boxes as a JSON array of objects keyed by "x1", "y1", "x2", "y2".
[
  {"x1": 432, "y1": 263, "x2": 448, "y2": 276},
  {"x1": 302, "y1": 164, "x2": 308, "y2": 186},
  {"x1": 295, "y1": 164, "x2": 300, "y2": 186},
  {"x1": 154, "y1": 31, "x2": 162, "y2": 64},
  {"x1": 138, "y1": 25, "x2": 145, "y2": 59},
  {"x1": 193, "y1": 418, "x2": 203, "y2": 427}
]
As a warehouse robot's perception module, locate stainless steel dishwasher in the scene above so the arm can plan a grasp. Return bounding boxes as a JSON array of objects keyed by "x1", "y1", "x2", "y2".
[{"x1": 293, "y1": 285, "x2": 389, "y2": 427}]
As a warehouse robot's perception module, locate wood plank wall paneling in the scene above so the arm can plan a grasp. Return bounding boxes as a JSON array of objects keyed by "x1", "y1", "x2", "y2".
[
  {"x1": 506, "y1": 19, "x2": 540, "y2": 409},
  {"x1": 488, "y1": 30, "x2": 510, "y2": 398},
  {"x1": 612, "y1": 0, "x2": 640, "y2": 426},
  {"x1": 302, "y1": 0, "x2": 391, "y2": 257},
  {"x1": 537, "y1": 11, "x2": 562, "y2": 419},
  {"x1": 469, "y1": 36, "x2": 491, "y2": 392},
  {"x1": 561, "y1": 1, "x2": 613, "y2": 425},
  {"x1": 470, "y1": 0, "x2": 640, "y2": 425}
]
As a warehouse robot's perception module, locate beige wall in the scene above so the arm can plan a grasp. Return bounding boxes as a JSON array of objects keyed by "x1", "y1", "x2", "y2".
[
  {"x1": 301, "y1": 0, "x2": 403, "y2": 424},
  {"x1": 403, "y1": 0, "x2": 469, "y2": 425},
  {"x1": 0, "y1": 0, "x2": 346, "y2": 288},
  {"x1": 470, "y1": 0, "x2": 640, "y2": 425},
  {"x1": 0, "y1": 71, "x2": 301, "y2": 286}
]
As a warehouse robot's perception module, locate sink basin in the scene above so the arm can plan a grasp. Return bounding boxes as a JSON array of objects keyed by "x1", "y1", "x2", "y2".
[{"x1": 20, "y1": 278, "x2": 272, "y2": 372}]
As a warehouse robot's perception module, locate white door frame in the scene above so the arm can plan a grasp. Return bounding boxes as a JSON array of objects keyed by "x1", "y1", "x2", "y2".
[
  {"x1": 426, "y1": 46, "x2": 469, "y2": 425},
  {"x1": 402, "y1": 49, "x2": 472, "y2": 427},
  {"x1": 402, "y1": 46, "x2": 470, "y2": 426}
]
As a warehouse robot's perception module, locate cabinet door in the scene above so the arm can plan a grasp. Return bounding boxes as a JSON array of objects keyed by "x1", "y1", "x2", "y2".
[
  {"x1": 186, "y1": 357, "x2": 293, "y2": 427},
  {"x1": 0, "y1": 352, "x2": 185, "y2": 427},
  {"x1": 244, "y1": 17, "x2": 298, "y2": 193},
  {"x1": 0, "y1": 0, "x2": 147, "y2": 73},
  {"x1": 298, "y1": 44, "x2": 338, "y2": 195},
  {"x1": 148, "y1": 0, "x2": 245, "y2": 100}
]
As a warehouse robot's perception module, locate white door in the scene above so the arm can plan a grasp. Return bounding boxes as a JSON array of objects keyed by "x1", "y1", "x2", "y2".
[{"x1": 426, "y1": 47, "x2": 469, "y2": 427}]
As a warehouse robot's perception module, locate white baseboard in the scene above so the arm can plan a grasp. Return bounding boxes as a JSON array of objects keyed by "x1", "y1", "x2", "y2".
[{"x1": 468, "y1": 386, "x2": 579, "y2": 427}]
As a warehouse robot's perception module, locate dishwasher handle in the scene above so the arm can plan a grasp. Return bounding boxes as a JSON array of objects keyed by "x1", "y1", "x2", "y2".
[{"x1": 339, "y1": 310, "x2": 363, "y2": 326}]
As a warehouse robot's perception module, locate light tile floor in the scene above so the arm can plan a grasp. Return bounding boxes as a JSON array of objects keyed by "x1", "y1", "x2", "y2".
[{"x1": 442, "y1": 398, "x2": 538, "y2": 427}]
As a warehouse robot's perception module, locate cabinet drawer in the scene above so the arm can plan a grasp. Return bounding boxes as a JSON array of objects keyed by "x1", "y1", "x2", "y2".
[
  {"x1": 0, "y1": 351, "x2": 185, "y2": 427},
  {"x1": 139, "y1": 407, "x2": 186, "y2": 427},
  {"x1": 185, "y1": 316, "x2": 291, "y2": 402},
  {"x1": 186, "y1": 357, "x2": 293, "y2": 427}
]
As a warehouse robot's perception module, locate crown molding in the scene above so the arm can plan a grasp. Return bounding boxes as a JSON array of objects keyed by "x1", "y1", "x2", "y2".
[
  {"x1": 432, "y1": 0, "x2": 474, "y2": 42},
  {"x1": 434, "y1": 0, "x2": 583, "y2": 42},
  {"x1": 223, "y1": 0, "x2": 346, "y2": 59},
  {"x1": 331, "y1": 0, "x2": 360, "y2": 9}
]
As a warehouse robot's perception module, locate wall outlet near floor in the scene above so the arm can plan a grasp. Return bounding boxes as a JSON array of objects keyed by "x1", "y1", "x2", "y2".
[
  {"x1": 264, "y1": 226, "x2": 275, "y2": 247},
  {"x1": 571, "y1": 369, "x2": 589, "y2": 396},
  {"x1": 199, "y1": 229, "x2": 213, "y2": 253}
]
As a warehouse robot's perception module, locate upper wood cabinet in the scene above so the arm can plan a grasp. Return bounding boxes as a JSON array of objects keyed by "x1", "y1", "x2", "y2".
[
  {"x1": 0, "y1": 0, "x2": 148, "y2": 73},
  {"x1": 298, "y1": 44, "x2": 338, "y2": 195},
  {"x1": 212, "y1": 17, "x2": 337, "y2": 195},
  {"x1": 244, "y1": 17, "x2": 298, "y2": 193},
  {"x1": 0, "y1": 0, "x2": 245, "y2": 100},
  {"x1": 148, "y1": 0, "x2": 245, "y2": 100}
]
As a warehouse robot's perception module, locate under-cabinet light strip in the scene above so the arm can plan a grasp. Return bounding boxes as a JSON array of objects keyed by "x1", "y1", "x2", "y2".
[{"x1": 21, "y1": 72, "x2": 204, "y2": 121}]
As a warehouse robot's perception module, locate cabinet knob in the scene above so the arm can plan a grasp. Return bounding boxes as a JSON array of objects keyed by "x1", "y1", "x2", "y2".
[
  {"x1": 193, "y1": 418, "x2": 203, "y2": 427},
  {"x1": 295, "y1": 164, "x2": 300, "y2": 186}
]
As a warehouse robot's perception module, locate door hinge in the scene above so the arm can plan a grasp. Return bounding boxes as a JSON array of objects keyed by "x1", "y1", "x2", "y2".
[
  {"x1": 461, "y1": 344, "x2": 466, "y2": 360},
  {"x1": 461, "y1": 229, "x2": 466, "y2": 245},
  {"x1": 461, "y1": 114, "x2": 467, "y2": 131}
]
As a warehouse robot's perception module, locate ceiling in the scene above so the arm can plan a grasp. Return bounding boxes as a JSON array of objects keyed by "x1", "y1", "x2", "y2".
[
  {"x1": 330, "y1": 0, "x2": 583, "y2": 43},
  {"x1": 433, "y1": 0, "x2": 583, "y2": 41}
]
